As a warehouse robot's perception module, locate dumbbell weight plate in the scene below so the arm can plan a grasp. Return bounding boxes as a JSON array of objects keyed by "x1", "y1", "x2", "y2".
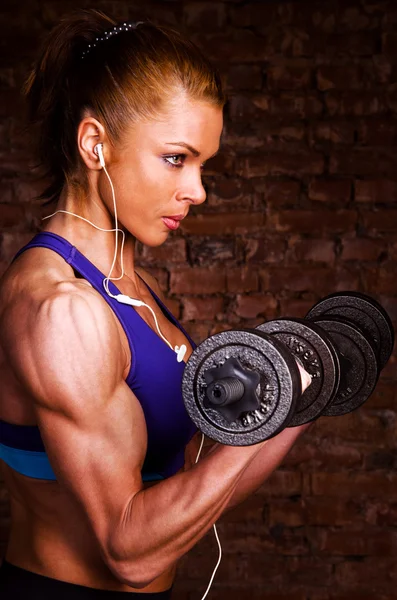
[
  {"x1": 311, "y1": 317, "x2": 378, "y2": 416},
  {"x1": 182, "y1": 329, "x2": 301, "y2": 445},
  {"x1": 306, "y1": 292, "x2": 394, "y2": 370},
  {"x1": 256, "y1": 318, "x2": 340, "y2": 426}
]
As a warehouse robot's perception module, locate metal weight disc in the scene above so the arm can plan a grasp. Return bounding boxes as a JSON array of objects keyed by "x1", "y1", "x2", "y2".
[
  {"x1": 306, "y1": 292, "x2": 394, "y2": 371},
  {"x1": 311, "y1": 317, "x2": 378, "y2": 416},
  {"x1": 182, "y1": 329, "x2": 301, "y2": 446},
  {"x1": 257, "y1": 318, "x2": 340, "y2": 426}
]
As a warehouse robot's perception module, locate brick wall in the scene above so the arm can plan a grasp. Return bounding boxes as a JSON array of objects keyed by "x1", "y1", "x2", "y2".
[{"x1": 1, "y1": 0, "x2": 396, "y2": 598}]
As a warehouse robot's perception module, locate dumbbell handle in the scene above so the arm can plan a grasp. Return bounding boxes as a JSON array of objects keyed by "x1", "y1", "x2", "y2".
[{"x1": 206, "y1": 377, "x2": 245, "y2": 407}]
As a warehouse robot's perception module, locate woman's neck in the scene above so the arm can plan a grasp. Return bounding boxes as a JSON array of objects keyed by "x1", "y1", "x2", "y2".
[{"x1": 41, "y1": 191, "x2": 138, "y2": 284}]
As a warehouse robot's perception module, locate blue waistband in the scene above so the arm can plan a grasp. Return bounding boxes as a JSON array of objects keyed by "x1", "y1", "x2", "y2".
[{"x1": 0, "y1": 443, "x2": 163, "y2": 483}]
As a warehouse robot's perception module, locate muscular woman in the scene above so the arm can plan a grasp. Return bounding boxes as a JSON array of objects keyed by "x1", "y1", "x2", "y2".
[{"x1": 0, "y1": 10, "x2": 311, "y2": 598}]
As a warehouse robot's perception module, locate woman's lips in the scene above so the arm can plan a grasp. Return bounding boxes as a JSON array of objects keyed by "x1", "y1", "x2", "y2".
[{"x1": 162, "y1": 215, "x2": 185, "y2": 231}]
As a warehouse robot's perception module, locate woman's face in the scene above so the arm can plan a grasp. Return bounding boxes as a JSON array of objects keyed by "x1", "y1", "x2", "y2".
[{"x1": 103, "y1": 93, "x2": 223, "y2": 246}]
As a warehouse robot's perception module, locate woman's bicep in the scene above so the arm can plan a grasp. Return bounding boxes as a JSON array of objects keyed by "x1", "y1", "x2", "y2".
[{"x1": 6, "y1": 289, "x2": 146, "y2": 554}]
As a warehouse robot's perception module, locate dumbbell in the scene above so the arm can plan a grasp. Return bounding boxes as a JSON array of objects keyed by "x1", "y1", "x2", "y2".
[{"x1": 181, "y1": 292, "x2": 394, "y2": 446}]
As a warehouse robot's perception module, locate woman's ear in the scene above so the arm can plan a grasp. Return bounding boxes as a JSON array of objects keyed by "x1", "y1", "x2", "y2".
[{"x1": 77, "y1": 117, "x2": 107, "y2": 170}]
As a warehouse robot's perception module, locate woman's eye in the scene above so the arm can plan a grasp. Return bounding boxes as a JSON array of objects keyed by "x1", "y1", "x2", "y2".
[{"x1": 164, "y1": 154, "x2": 185, "y2": 167}]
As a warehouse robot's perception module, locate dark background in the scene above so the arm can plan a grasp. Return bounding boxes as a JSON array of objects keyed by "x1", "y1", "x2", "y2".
[{"x1": 1, "y1": 0, "x2": 397, "y2": 598}]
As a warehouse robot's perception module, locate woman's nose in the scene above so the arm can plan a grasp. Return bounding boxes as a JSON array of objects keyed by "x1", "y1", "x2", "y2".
[{"x1": 182, "y1": 172, "x2": 207, "y2": 206}]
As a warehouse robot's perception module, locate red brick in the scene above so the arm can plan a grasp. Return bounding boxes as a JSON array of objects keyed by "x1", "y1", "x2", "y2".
[
  {"x1": 137, "y1": 238, "x2": 186, "y2": 265},
  {"x1": 317, "y1": 65, "x2": 364, "y2": 91},
  {"x1": 308, "y1": 179, "x2": 352, "y2": 203},
  {"x1": 237, "y1": 151, "x2": 324, "y2": 178},
  {"x1": 355, "y1": 179, "x2": 397, "y2": 203},
  {"x1": 181, "y1": 212, "x2": 265, "y2": 235},
  {"x1": 304, "y1": 496, "x2": 364, "y2": 526},
  {"x1": 341, "y1": 238, "x2": 386, "y2": 261},
  {"x1": 286, "y1": 439, "x2": 362, "y2": 470},
  {"x1": 183, "y1": 2, "x2": 226, "y2": 32},
  {"x1": 187, "y1": 238, "x2": 235, "y2": 265},
  {"x1": 203, "y1": 151, "x2": 235, "y2": 177},
  {"x1": 182, "y1": 296, "x2": 224, "y2": 321},
  {"x1": 363, "y1": 0, "x2": 391, "y2": 15},
  {"x1": 263, "y1": 181, "x2": 301, "y2": 205},
  {"x1": 269, "y1": 210, "x2": 357, "y2": 234},
  {"x1": 230, "y1": 3, "x2": 278, "y2": 28},
  {"x1": 261, "y1": 266, "x2": 358, "y2": 294},
  {"x1": 325, "y1": 90, "x2": 386, "y2": 116},
  {"x1": 267, "y1": 497, "x2": 305, "y2": 527},
  {"x1": 226, "y1": 266, "x2": 259, "y2": 293},
  {"x1": 377, "y1": 296, "x2": 397, "y2": 321},
  {"x1": 258, "y1": 470, "x2": 303, "y2": 497},
  {"x1": 312, "y1": 472, "x2": 397, "y2": 498},
  {"x1": 310, "y1": 121, "x2": 356, "y2": 145},
  {"x1": 335, "y1": 557, "x2": 397, "y2": 588},
  {"x1": 303, "y1": 30, "x2": 378, "y2": 58},
  {"x1": 385, "y1": 80, "x2": 397, "y2": 110},
  {"x1": 268, "y1": 60, "x2": 313, "y2": 91},
  {"x1": 0, "y1": 203, "x2": 26, "y2": 228},
  {"x1": 279, "y1": 297, "x2": 316, "y2": 318},
  {"x1": 179, "y1": 321, "x2": 210, "y2": 345},
  {"x1": 314, "y1": 409, "x2": 395, "y2": 445},
  {"x1": 364, "y1": 380, "x2": 397, "y2": 409},
  {"x1": 362, "y1": 267, "x2": 397, "y2": 295},
  {"x1": 0, "y1": 232, "x2": 33, "y2": 262},
  {"x1": 211, "y1": 178, "x2": 245, "y2": 200},
  {"x1": 362, "y1": 210, "x2": 397, "y2": 232},
  {"x1": 382, "y1": 32, "x2": 397, "y2": 55},
  {"x1": 365, "y1": 501, "x2": 397, "y2": 527},
  {"x1": 234, "y1": 294, "x2": 278, "y2": 319},
  {"x1": 358, "y1": 118, "x2": 397, "y2": 145},
  {"x1": 330, "y1": 149, "x2": 397, "y2": 177},
  {"x1": 170, "y1": 267, "x2": 226, "y2": 295},
  {"x1": 309, "y1": 527, "x2": 397, "y2": 555},
  {"x1": 269, "y1": 92, "x2": 324, "y2": 118},
  {"x1": 339, "y1": 6, "x2": 374, "y2": 31},
  {"x1": 285, "y1": 557, "x2": 333, "y2": 587},
  {"x1": 0, "y1": 68, "x2": 15, "y2": 89},
  {"x1": 245, "y1": 238, "x2": 286, "y2": 264},
  {"x1": 372, "y1": 55, "x2": 393, "y2": 85},
  {"x1": 192, "y1": 30, "x2": 273, "y2": 63},
  {"x1": 382, "y1": 2, "x2": 397, "y2": 24},
  {"x1": 226, "y1": 65, "x2": 262, "y2": 91},
  {"x1": 290, "y1": 239, "x2": 335, "y2": 264},
  {"x1": 330, "y1": 594, "x2": 391, "y2": 600}
]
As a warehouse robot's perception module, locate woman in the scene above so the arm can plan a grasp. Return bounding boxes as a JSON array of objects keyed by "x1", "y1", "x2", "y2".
[{"x1": 0, "y1": 9, "x2": 311, "y2": 598}]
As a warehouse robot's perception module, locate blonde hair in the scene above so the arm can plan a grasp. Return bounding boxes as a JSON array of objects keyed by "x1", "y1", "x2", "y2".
[{"x1": 25, "y1": 9, "x2": 226, "y2": 204}]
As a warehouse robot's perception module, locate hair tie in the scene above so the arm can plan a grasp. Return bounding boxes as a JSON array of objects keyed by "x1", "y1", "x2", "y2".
[{"x1": 81, "y1": 21, "x2": 144, "y2": 59}]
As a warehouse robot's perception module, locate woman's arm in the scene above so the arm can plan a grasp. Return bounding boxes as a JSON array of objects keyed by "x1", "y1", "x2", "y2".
[
  {"x1": 1, "y1": 285, "x2": 267, "y2": 588},
  {"x1": 186, "y1": 423, "x2": 311, "y2": 513}
]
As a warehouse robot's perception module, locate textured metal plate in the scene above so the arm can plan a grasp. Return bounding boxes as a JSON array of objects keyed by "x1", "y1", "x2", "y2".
[
  {"x1": 257, "y1": 318, "x2": 340, "y2": 426},
  {"x1": 306, "y1": 292, "x2": 394, "y2": 370},
  {"x1": 311, "y1": 318, "x2": 378, "y2": 416},
  {"x1": 182, "y1": 329, "x2": 301, "y2": 445}
]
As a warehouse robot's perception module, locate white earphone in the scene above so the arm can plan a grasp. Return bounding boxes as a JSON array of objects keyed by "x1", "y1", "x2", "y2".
[{"x1": 94, "y1": 142, "x2": 106, "y2": 168}]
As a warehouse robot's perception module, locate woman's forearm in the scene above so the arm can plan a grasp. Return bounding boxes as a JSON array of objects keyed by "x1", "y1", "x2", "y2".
[
  {"x1": 107, "y1": 441, "x2": 267, "y2": 586},
  {"x1": 224, "y1": 424, "x2": 311, "y2": 511}
]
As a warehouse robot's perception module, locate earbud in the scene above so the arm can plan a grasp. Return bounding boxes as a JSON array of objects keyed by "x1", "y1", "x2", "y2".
[
  {"x1": 175, "y1": 344, "x2": 187, "y2": 363},
  {"x1": 94, "y1": 143, "x2": 106, "y2": 168}
]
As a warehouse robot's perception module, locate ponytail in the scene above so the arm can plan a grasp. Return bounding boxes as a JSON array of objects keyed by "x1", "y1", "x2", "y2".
[
  {"x1": 24, "y1": 9, "x2": 225, "y2": 206},
  {"x1": 24, "y1": 10, "x2": 115, "y2": 204}
]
